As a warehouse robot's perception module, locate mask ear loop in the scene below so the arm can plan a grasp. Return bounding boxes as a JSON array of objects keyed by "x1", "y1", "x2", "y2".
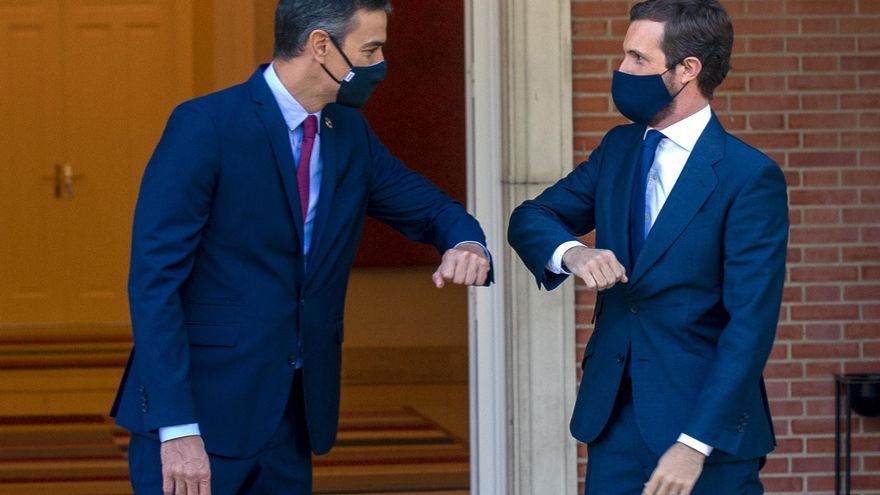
[
  {"x1": 320, "y1": 34, "x2": 355, "y2": 84},
  {"x1": 661, "y1": 60, "x2": 690, "y2": 99}
]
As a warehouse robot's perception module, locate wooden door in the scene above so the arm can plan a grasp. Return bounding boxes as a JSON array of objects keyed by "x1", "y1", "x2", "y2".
[{"x1": 0, "y1": 0, "x2": 192, "y2": 329}]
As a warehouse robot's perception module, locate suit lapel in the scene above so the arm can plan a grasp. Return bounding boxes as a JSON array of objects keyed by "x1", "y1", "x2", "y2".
[
  {"x1": 248, "y1": 67, "x2": 305, "y2": 244},
  {"x1": 608, "y1": 128, "x2": 644, "y2": 276},
  {"x1": 306, "y1": 107, "x2": 341, "y2": 275},
  {"x1": 628, "y1": 116, "x2": 723, "y2": 288}
]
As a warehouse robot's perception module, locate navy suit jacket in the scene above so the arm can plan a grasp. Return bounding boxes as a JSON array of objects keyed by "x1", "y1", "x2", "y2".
[
  {"x1": 508, "y1": 114, "x2": 788, "y2": 461},
  {"x1": 111, "y1": 67, "x2": 490, "y2": 458}
]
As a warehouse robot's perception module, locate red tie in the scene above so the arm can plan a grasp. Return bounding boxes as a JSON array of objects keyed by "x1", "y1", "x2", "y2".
[{"x1": 297, "y1": 115, "x2": 318, "y2": 221}]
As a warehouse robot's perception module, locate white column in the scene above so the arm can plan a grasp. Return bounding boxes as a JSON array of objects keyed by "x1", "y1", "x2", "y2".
[{"x1": 468, "y1": 0, "x2": 577, "y2": 493}]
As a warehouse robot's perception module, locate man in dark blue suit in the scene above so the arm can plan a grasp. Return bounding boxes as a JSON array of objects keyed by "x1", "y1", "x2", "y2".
[
  {"x1": 508, "y1": 1, "x2": 788, "y2": 494},
  {"x1": 110, "y1": 1, "x2": 492, "y2": 493}
]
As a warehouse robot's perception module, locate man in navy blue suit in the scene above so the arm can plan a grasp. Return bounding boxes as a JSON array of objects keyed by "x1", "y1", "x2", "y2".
[
  {"x1": 111, "y1": 1, "x2": 492, "y2": 493},
  {"x1": 508, "y1": 1, "x2": 788, "y2": 494}
]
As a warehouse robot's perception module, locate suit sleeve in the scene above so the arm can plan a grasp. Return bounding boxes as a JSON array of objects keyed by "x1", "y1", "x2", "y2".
[
  {"x1": 683, "y1": 162, "x2": 789, "y2": 454},
  {"x1": 127, "y1": 102, "x2": 219, "y2": 432},
  {"x1": 363, "y1": 120, "x2": 492, "y2": 284},
  {"x1": 507, "y1": 132, "x2": 609, "y2": 290}
]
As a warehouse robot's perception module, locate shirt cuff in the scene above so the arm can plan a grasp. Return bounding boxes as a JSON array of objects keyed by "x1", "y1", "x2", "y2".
[
  {"x1": 547, "y1": 241, "x2": 588, "y2": 274},
  {"x1": 159, "y1": 423, "x2": 202, "y2": 442},
  {"x1": 677, "y1": 433, "x2": 713, "y2": 456},
  {"x1": 454, "y1": 241, "x2": 492, "y2": 263}
]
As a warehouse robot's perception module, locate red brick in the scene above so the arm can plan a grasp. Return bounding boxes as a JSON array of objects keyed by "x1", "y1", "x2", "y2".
[
  {"x1": 572, "y1": 20, "x2": 609, "y2": 37},
  {"x1": 761, "y1": 457, "x2": 789, "y2": 473},
  {"x1": 847, "y1": 359, "x2": 880, "y2": 374},
  {"x1": 861, "y1": 113, "x2": 880, "y2": 128},
  {"x1": 865, "y1": 341, "x2": 880, "y2": 357},
  {"x1": 740, "y1": 132, "x2": 800, "y2": 149},
  {"x1": 790, "y1": 266, "x2": 859, "y2": 282},
  {"x1": 787, "y1": 37, "x2": 856, "y2": 53},
  {"x1": 784, "y1": 171, "x2": 802, "y2": 188},
  {"x1": 842, "y1": 131, "x2": 880, "y2": 148},
  {"x1": 802, "y1": 55, "x2": 839, "y2": 72},
  {"x1": 862, "y1": 74, "x2": 880, "y2": 89},
  {"x1": 791, "y1": 341, "x2": 860, "y2": 356},
  {"x1": 789, "y1": 151, "x2": 858, "y2": 168},
  {"x1": 802, "y1": 170, "x2": 840, "y2": 186},
  {"x1": 765, "y1": 362, "x2": 805, "y2": 379},
  {"x1": 865, "y1": 266, "x2": 880, "y2": 280},
  {"x1": 865, "y1": 304, "x2": 880, "y2": 319},
  {"x1": 731, "y1": 95, "x2": 799, "y2": 111},
  {"x1": 571, "y1": 1, "x2": 629, "y2": 17},
  {"x1": 843, "y1": 55, "x2": 880, "y2": 71},
  {"x1": 843, "y1": 172, "x2": 880, "y2": 188},
  {"x1": 801, "y1": 94, "x2": 839, "y2": 111},
  {"x1": 574, "y1": 116, "x2": 629, "y2": 133},
  {"x1": 806, "y1": 398, "x2": 836, "y2": 415},
  {"x1": 865, "y1": 455, "x2": 880, "y2": 471},
  {"x1": 804, "y1": 208, "x2": 841, "y2": 224},
  {"x1": 749, "y1": 75, "x2": 787, "y2": 92},
  {"x1": 805, "y1": 286, "x2": 842, "y2": 302},
  {"x1": 804, "y1": 247, "x2": 840, "y2": 263},
  {"x1": 574, "y1": 39, "x2": 622, "y2": 56},
  {"x1": 747, "y1": 37, "x2": 784, "y2": 53},
  {"x1": 760, "y1": 476, "x2": 804, "y2": 492},
  {"x1": 776, "y1": 438, "x2": 807, "y2": 458},
  {"x1": 735, "y1": 18, "x2": 800, "y2": 35},
  {"x1": 864, "y1": 226, "x2": 880, "y2": 242},
  {"x1": 844, "y1": 322, "x2": 880, "y2": 339},
  {"x1": 574, "y1": 95, "x2": 609, "y2": 113},
  {"x1": 573, "y1": 77, "x2": 612, "y2": 93},
  {"x1": 859, "y1": 36, "x2": 880, "y2": 51},
  {"x1": 716, "y1": 75, "x2": 746, "y2": 92},
  {"x1": 801, "y1": 18, "x2": 838, "y2": 34},
  {"x1": 748, "y1": 0, "x2": 785, "y2": 15},
  {"x1": 782, "y1": 286, "x2": 804, "y2": 303},
  {"x1": 806, "y1": 438, "x2": 835, "y2": 454},
  {"x1": 787, "y1": 0, "x2": 856, "y2": 14},
  {"x1": 791, "y1": 455, "x2": 835, "y2": 472},
  {"x1": 573, "y1": 58, "x2": 610, "y2": 75},
  {"x1": 806, "y1": 475, "x2": 836, "y2": 492},
  {"x1": 733, "y1": 55, "x2": 799, "y2": 73},
  {"x1": 803, "y1": 131, "x2": 840, "y2": 148},
  {"x1": 863, "y1": 190, "x2": 880, "y2": 205},
  {"x1": 790, "y1": 113, "x2": 857, "y2": 129},
  {"x1": 841, "y1": 94, "x2": 880, "y2": 109},
  {"x1": 843, "y1": 246, "x2": 880, "y2": 261},
  {"x1": 789, "y1": 226, "x2": 858, "y2": 243},
  {"x1": 790, "y1": 75, "x2": 857, "y2": 91},
  {"x1": 852, "y1": 474, "x2": 880, "y2": 490},
  {"x1": 772, "y1": 418, "x2": 790, "y2": 435},
  {"x1": 770, "y1": 399, "x2": 805, "y2": 417},
  {"x1": 808, "y1": 323, "x2": 843, "y2": 339},
  {"x1": 766, "y1": 380, "x2": 790, "y2": 398},
  {"x1": 805, "y1": 361, "x2": 843, "y2": 376},
  {"x1": 748, "y1": 113, "x2": 785, "y2": 130},
  {"x1": 841, "y1": 18, "x2": 880, "y2": 33}
]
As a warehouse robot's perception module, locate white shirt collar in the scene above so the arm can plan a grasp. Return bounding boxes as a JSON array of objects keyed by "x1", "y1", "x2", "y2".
[
  {"x1": 263, "y1": 63, "x2": 322, "y2": 134},
  {"x1": 646, "y1": 104, "x2": 712, "y2": 152}
]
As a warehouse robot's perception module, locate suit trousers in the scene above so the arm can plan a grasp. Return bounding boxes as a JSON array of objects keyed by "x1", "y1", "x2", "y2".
[
  {"x1": 584, "y1": 378, "x2": 763, "y2": 495},
  {"x1": 128, "y1": 371, "x2": 312, "y2": 494}
]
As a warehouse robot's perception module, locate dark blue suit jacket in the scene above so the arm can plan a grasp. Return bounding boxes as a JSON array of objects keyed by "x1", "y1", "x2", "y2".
[
  {"x1": 111, "y1": 67, "x2": 489, "y2": 458},
  {"x1": 508, "y1": 115, "x2": 788, "y2": 461}
]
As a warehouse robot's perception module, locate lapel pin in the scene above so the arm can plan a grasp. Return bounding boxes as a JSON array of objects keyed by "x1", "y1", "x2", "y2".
[{"x1": 324, "y1": 117, "x2": 333, "y2": 129}]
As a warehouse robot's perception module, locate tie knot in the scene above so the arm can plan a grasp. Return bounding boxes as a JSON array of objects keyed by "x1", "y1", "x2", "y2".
[
  {"x1": 302, "y1": 115, "x2": 318, "y2": 139},
  {"x1": 644, "y1": 129, "x2": 664, "y2": 150}
]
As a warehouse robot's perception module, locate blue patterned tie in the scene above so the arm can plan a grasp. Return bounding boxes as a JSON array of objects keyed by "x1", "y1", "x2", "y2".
[{"x1": 630, "y1": 130, "x2": 664, "y2": 263}]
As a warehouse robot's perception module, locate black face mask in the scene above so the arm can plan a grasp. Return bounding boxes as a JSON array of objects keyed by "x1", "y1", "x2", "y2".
[
  {"x1": 611, "y1": 65, "x2": 688, "y2": 125},
  {"x1": 320, "y1": 36, "x2": 387, "y2": 108}
]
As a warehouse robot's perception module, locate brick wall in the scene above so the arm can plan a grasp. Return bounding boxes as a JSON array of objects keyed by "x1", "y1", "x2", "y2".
[{"x1": 570, "y1": 0, "x2": 880, "y2": 493}]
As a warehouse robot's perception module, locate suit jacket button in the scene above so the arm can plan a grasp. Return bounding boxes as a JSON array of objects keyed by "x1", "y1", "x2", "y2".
[
  {"x1": 288, "y1": 355, "x2": 297, "y2": 365},
  {"x1": 142, "y1": 406, "x2": 149, "y2": 413},
  {"x1": 616, "y1": 353, "x2": 625, "y2": 364},
  {"x1": 629, "y1": 304, "x2": 639, "y2": 314}
]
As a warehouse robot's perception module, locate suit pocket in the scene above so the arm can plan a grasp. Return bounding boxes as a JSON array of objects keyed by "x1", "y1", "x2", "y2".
[{"x1": 186, "y1": 322, "x2": 241, "y2": 347}]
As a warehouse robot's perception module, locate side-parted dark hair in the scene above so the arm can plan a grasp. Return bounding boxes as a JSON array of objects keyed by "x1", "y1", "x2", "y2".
[
  {"x1": 274, "y1": 0, "x2": 393, "y2": 60},
  {"x1": 630, "y1": 0, "x2": 733, "y2": 99}
]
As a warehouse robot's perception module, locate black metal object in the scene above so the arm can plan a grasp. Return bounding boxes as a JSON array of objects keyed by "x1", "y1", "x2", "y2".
[{"x1": 835, "y1": 373, "x2": 880, "y2": 495}]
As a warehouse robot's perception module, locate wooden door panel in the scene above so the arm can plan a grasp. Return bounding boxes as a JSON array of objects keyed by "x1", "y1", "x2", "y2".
[{"x1": 0, "y1": 0, "x2": 65, "y2": 324}]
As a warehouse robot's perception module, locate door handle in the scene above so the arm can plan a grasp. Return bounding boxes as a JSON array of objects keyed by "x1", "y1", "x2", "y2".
[{"x1": 53, "y1": 163, "x2": 83, "y2": 199}]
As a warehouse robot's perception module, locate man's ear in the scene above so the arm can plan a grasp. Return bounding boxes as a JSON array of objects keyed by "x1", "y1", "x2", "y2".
[
  {"x1": 679, "y1": 56, "x2": 702, "y2": 85},
  {"x1": 308, "y1": 29, "x2": 332, "y2": 64}
]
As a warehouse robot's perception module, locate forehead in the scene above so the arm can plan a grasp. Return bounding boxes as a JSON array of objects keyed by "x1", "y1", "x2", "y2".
[
  {"x1": 623, "y1": 19, "x2": 666, "y2": 55},
  {"x1": 345, "y1": 9, "x2": 388, "y2": 45}
]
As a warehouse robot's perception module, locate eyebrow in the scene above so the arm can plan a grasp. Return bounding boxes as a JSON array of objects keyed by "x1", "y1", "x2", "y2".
[
  {"x1": 362, "y1": 40, "x2": 385, "y2": 49},
  {"x1": 626, "y1": 49, "x2": 648, "y2": 59}
]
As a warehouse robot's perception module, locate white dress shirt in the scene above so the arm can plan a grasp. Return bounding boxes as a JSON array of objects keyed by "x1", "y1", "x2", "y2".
[{"x1": 548, "y1": 105, "x2": 715, "y2": 456}]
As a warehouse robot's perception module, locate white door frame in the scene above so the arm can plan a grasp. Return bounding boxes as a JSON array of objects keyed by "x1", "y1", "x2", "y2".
[{"x1": 466, "y1": 0, "x2": 577, "y2": 493}]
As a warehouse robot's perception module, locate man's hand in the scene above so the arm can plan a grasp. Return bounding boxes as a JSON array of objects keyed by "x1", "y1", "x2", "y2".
[
  {"x1": 432, "y1": 243, "x2": 490, "y2": 288},
  {"x1": 160, "y1": 435, "x2": 211, "y2": 495},
  {"x1": 642, "y1": 442, "x2": 706, "y2": 495},
  {"x1": 562, "y1": 246, "x2": 628, "y2": 291}
]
